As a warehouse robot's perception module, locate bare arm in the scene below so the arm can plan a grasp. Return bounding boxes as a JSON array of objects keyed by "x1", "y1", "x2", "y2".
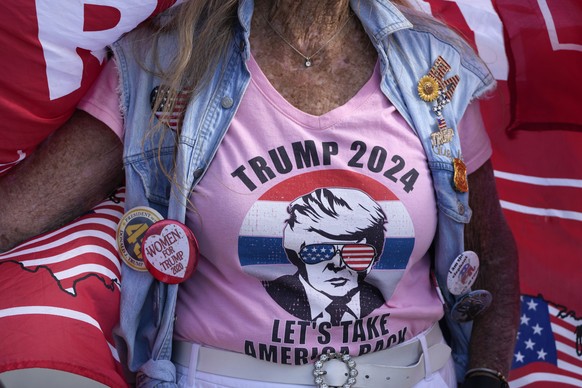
[
  {"x1": 0, "y1": 110, "x2": 123, "y2": 252},
  {"x1": 464, "y1": 159, "x2": 520, "y2": 380}
]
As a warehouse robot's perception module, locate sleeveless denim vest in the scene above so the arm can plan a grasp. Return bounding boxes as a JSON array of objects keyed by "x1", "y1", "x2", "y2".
[{"x1": 112, "y1": 0, "x2": 495, "y2": 386}]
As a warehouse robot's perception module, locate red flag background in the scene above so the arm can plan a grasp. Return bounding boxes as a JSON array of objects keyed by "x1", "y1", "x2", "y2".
[
  {"x1": 420, "y1": 0, "x2": 582, "y2": 385},
  {"x1": 0, "y1": 2, "x2": 179, "y2": 386},
  {"x1": 0, "y1": 0, "x2": 581, "y2": 387}
]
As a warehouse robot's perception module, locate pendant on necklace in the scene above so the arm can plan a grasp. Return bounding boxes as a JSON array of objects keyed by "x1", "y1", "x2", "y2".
[{"x1": 305, "y1": 58, "x2": 312, "y2": 67}]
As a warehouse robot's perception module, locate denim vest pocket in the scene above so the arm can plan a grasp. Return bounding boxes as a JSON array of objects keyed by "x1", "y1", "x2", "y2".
[{"x1": 125, "y1": 146, "x2": 175, "y2": 207}]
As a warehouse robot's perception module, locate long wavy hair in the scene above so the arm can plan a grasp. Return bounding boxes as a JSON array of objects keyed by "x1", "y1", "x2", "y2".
[{"x1": 127, "y1": 0, "x2": 239, "y2": 190}]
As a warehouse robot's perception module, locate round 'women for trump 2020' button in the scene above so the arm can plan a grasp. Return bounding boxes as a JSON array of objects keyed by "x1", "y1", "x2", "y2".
[{"x1": 142, "y1": 220, "x2": 199, "y2": 284}]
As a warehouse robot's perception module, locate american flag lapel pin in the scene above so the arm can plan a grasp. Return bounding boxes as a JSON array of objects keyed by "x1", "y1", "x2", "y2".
[
  {"x1": 418, "y1": 56, "x2": 460, "y2": 148},
  {"x1": 150, "y1": 85, "x2": 191, "y2": 131}
]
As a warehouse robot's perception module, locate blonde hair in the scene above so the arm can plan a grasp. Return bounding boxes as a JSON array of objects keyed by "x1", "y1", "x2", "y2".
[
  {"x1": 136, "y1": 1, "x2": 238, "y2": 133},
  {"x1": 126, "y1": 1, "x2": 238, "y2": 197}
]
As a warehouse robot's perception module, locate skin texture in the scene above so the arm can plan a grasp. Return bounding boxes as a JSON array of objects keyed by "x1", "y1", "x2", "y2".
[
  {"x1": 0, "y1": 109, "x2": 123, "y2": 252},
  {"x1": 465, "y1": 160, "x2": 520, "y2": 377},
  {"x1": 252, "y1": 0, "x2": 376, "y2": 116},
  {"x1": 252, "y1": 0, "x2": 520, "y2": 384}
]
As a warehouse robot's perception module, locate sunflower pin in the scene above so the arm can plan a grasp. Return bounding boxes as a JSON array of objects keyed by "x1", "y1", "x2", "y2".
[{"x1": 418, "y1": 75, "x2": 440, "y2": 102}]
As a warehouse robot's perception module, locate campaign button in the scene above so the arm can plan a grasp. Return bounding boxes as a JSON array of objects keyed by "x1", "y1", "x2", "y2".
[
  {"x1": 447, "y1": 251, "x2": 479, "y2": 295},
  {"x1": 451, "y1": 290, "x2": 492, "y2": 322},
  {"x1": 117, "y1": 206, "x2": 163, "y2": 271},
  {"x1": 142, "y1": 220, "x2": 199, "y2": 284}
]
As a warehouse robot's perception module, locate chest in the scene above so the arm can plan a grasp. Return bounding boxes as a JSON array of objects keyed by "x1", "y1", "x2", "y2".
[{"x1": 250, "y1": 17, "x2": 377, "y2": 116}]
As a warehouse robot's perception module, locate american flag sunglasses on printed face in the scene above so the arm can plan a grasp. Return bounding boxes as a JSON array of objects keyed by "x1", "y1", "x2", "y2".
[{"x1": 298, "y1": 243, "x2": 377, "y2": 272}]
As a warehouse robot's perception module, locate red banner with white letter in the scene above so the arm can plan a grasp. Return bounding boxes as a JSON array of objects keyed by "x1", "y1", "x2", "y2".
[
  {"x1": 496, "y1": 0, "x2": 582, "y2": 133},
  {"x1": 0, "y1": 0, "x2": 179, "y2": 174}
]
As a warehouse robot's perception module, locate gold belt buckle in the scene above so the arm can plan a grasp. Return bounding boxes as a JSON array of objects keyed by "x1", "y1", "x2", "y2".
[{"x1": 313, "y1": 351, "x2": 359, "y2": 388}]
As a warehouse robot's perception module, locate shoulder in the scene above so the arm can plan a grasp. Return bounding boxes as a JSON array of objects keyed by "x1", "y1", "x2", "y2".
[
  {"x1": 389, "y1": 8, "x2": 493, "y2": 90},
  {"x1": 395, "y1": 8, "x2": 473, "y2": 57}
]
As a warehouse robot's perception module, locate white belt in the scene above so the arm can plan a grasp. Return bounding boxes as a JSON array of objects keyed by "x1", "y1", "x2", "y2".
[{"x1": 172, "y1": 324, "x2": 451, "y2": 387}]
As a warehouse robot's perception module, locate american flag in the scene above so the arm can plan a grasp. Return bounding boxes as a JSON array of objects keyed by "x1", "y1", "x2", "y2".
[
  {"x1": 0, "y1": 188, "x2": 127, "y2": 387},
  {"x1": 300, "y1": 244, "x2": 337, "y2": 263},
  {"x1": 509, "y1": 295, "x2": 582, "y2": 387},
  {"x1": 340, "y1": 244, "x2": 376, "y2": 271},
  {"x1": 150, "y1": 85, "x2": 191, "y2": 131}
]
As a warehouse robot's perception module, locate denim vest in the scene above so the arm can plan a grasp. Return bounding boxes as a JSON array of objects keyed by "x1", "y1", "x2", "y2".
[{"x1": 112, "y1": 1, "x2": 495, "y2": 386}]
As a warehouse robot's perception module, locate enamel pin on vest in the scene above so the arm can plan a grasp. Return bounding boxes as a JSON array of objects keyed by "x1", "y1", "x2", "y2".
[
  {"x1": 451, "y1": 289, "x2": 492, "y2": 322},
  {"x1": 418, "y1": 56, "x2": 468, "y2": 192},
  {"x1": 150, "y1": 85, "x2": 192, "y2": 132},
  {"x1": 446, "y1": 252, "x2": 494, "y2": 322},
  {"x1": 116, "y1": 206, "x2": 164, "y2": 271}
]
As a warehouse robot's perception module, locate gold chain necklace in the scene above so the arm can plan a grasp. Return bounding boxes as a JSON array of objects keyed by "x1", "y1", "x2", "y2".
[{"x1": 264, "y1": 13, "x2": 352, "y2": 67}]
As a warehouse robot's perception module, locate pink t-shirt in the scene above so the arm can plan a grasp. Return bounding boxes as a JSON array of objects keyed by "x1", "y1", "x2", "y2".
[
  {"x1": 176, "y1": 57, "x2": 491, "y2": 363},
  {"x1": 81, "y1": 56, "x2": 491, "y2": 364}
]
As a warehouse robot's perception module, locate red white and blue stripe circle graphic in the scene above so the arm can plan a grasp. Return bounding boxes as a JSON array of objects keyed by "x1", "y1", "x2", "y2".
[{"x1": 238, "y1": 170, "x2": 415, "y2": 299}]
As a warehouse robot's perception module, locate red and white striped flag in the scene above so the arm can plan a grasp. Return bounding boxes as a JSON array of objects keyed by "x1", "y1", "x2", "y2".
[
  {"x1": 151, "y1": 86, "x2": 192, "y2": 131},
  {"x1": 0, "y1": 189, "x2": 127, "y2": 387},
  {"x1": 341, "y1": 244, "x2": 377, "y2": 271}
]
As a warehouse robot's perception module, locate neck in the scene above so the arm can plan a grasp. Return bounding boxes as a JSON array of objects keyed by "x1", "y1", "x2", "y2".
[{"x1": 255, "y1": 0, "x2": 352, "y2": 54}]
